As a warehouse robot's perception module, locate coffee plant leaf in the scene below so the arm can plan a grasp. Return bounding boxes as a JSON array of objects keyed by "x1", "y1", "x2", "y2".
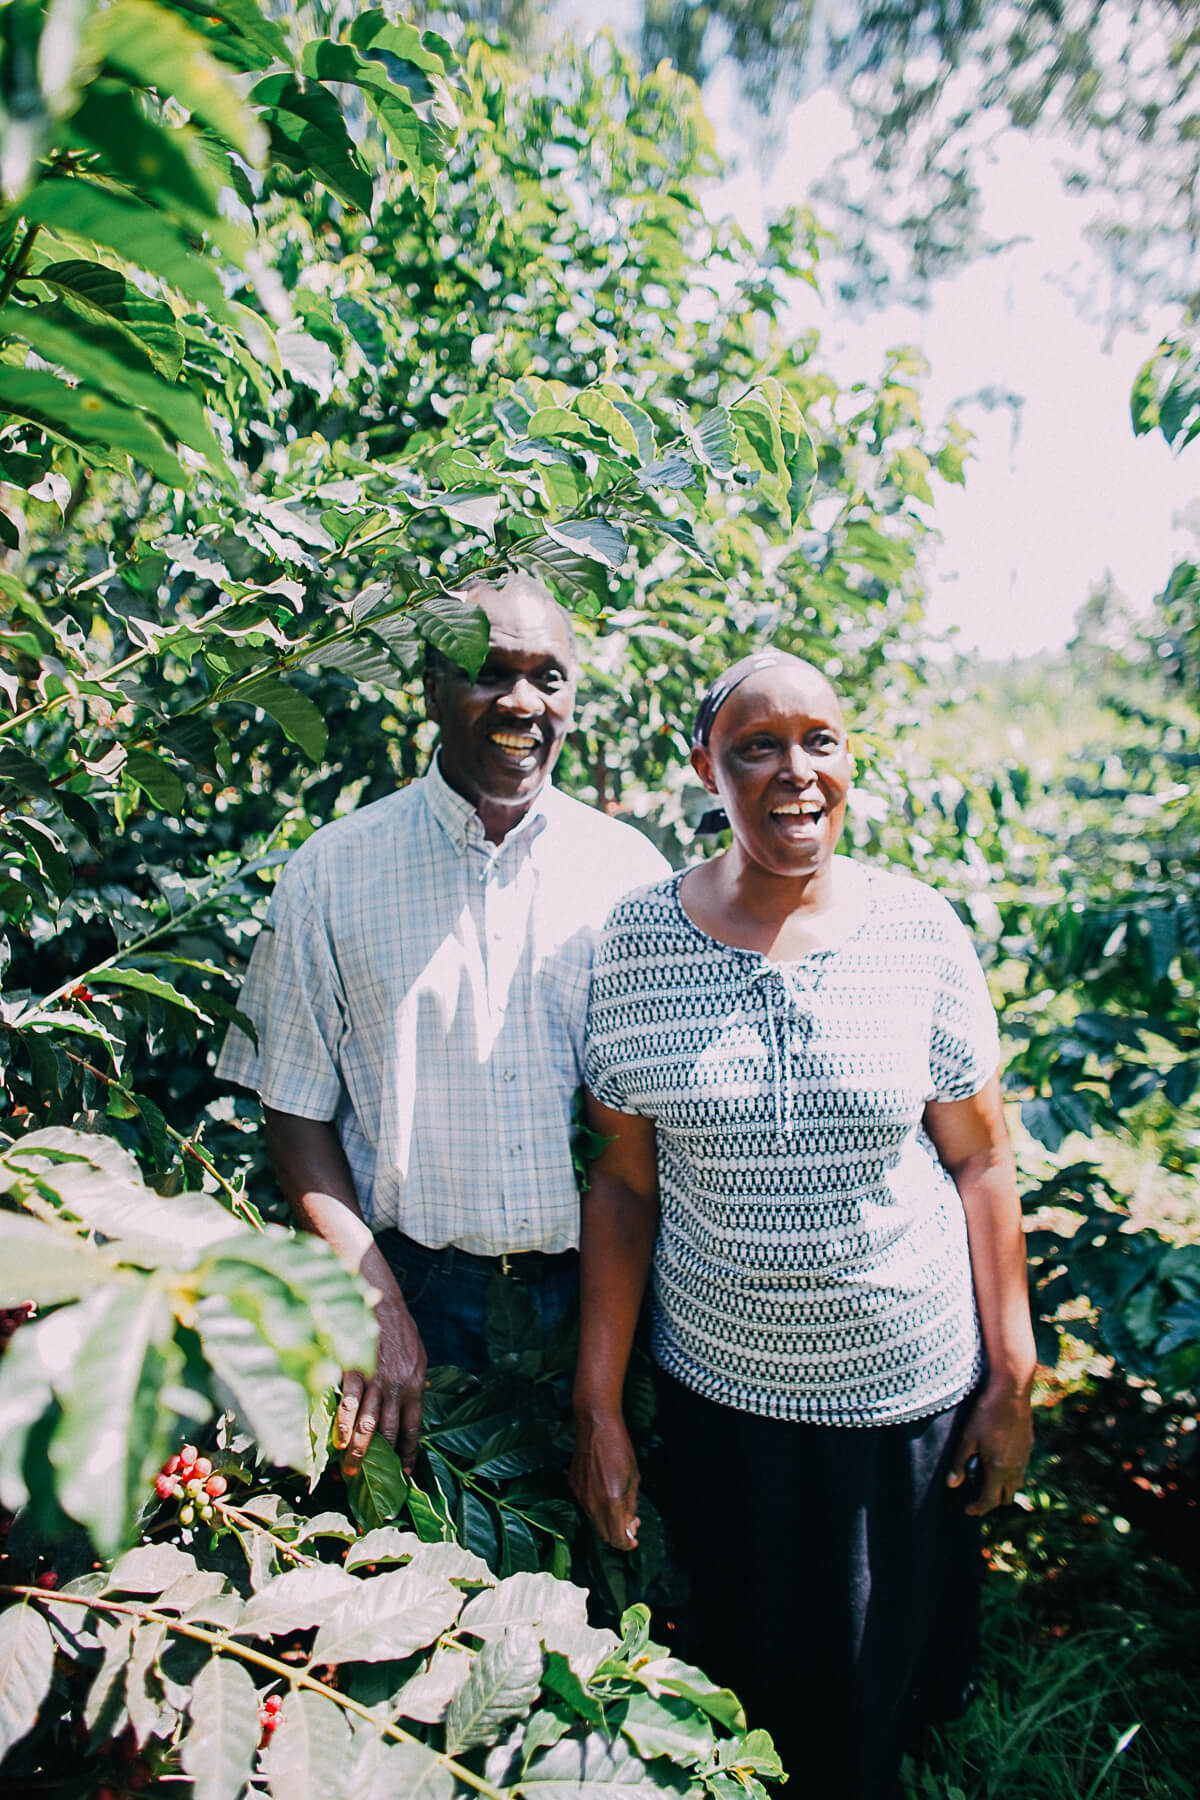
[
  {"x1": 264, "y1": 1688, "x2": 354, "y2": 1800},
  {"x1": 48, "y1": 1278, "x2": 175, "y2": 1554},
  {"x1": 458, "y1": 1569, "x2": 588, "y2": 1642},
  {"x1": 192, "y1": 1292, "x2": 317, "y2": 1470},
  {"x1": 180, "y1": 1654, "x2": 262, "y2": 1800},
  {"x1": 0, "y1": 1212, "x2": 119, "y2": 1306},
  {"x1": 0, "y1": 1602, "x2": 55, "y2": 1760},
  {"x1": 359, "y1": 1741, "x2": 456, "y2": 1800},
  {"x1": 344, "y1": 1430, "x2": 409, "y2": 1532},
  {"x1": 310, "y1": 1566, "x2": 463, "y2": 1665},
  {"x1": 233, "y1": 1562, "x2": 359, "y2": 1637},
  {"x1": 409, "y1": 592, "x2": 490, "y2": 678},
  {"x1": 443, "y1": 1621, "x2": 543, "y2": 1753},
  {"x1": 392, "y1": 1643, "x2": 473, "y2": 1723},
  {"x1": 614, "y1": 1690, "x2": 715, "y2": 1767}
]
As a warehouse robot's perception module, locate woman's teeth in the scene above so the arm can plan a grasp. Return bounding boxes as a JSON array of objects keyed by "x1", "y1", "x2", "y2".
[{"x1": 772, "y1": 801, "x2": 822, "y2": 817}]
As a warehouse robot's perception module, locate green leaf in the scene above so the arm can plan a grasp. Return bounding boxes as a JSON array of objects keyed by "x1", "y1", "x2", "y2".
[
  {"x1": 67, "y1": 82, "x2": 222, "y2": 221},
  {"x1": 411, "y1": 593, "x2": 490, "y2": 678},
  {"x1": 0, "y1": 304, "x2": 228, "y2": 474},
  {"x1": 193, "y1": 1291, "x2": 313, "y2": 1469},
  {"x1": 87, "y1": 0, "x2": 265, "y2": 161},
  {"x1": 108, "y1": 1544, "x2": 199, "y2": 1594},
  {"x1": 487, "y1": 1728, "x2": 658, "y2": 1792},
  {"x1": 301, "y1": 39, "x2": 452, "y2": 207},
  {"x1": 0, "y1": 367, "x2": 185, "y2": 486},
  {"x1": 458, "y1": 1571, "x2": 588, "y2": 1642},
  {"x1": 455, "y1": 1489, "x2": 499, "y2": 1567},
  {"x1": 361, "y1": 1743, "x2": 455, "y2": 1800},
  {"x1": 180, "y1": 1656, "x2": 262, "y2": 1800},
  {"x1": 785, "y1": 413, "x2": 819, "y2": 518},
  {"x1": 575, "y1": 389, "x2": 642, "y2": 456},
  {"x1": 121, "y1": 748, "x2": 188, "y2": 812},
  {"x1": 0, "y1": 1213, "x2": 117, "y2": 1308},
  {"x1": 234, "y1": 1564, "x2": 358, "y2": 1637},
  {"x1": 208, "y1": 1235, "x2": 376, "y2": 1371},
  {"x1": 0, "y1": 1603, "x2": 55, "y2": 1760},
  {"x1": 235, "y1": 676, "x2": 327, "y2": 761},
  {"x1": 89, "y1": 964, "x2": 210, "y2": 1021},
  {"x1": 311, "y1": 1567, "x2": 463, "y2": 1664},
  {"x1": 251, "y1": 73, "x2": 373, "y2": 213},
  {"x1": 545, "y1": 517, "x2": 628, "y2": 570},
  {"x1": 507, "y1": 533, "x2": 608, "y2": 614},
  {"x1": 689, "y1": 406, "x2": 736, "y2": 475},
  {"x1": 444, "y1": 1623, "x2": 543, "y2": 1754},
  {"x1": 49, "y1": 1278, "x2": 173, "y2": 1554},
  {"x1": 264, "y1": 1689, "x2": 353, "y2": 1800},
  {"x1": 615, "y1": 1691, "x2": 714, "y2": 1766},
  {"x1": 19, "y1": 181, "x2": 234, "y2": 323},
  {"x1": 344, "y1": 1429, "x2": 409, "y2": 1531}
]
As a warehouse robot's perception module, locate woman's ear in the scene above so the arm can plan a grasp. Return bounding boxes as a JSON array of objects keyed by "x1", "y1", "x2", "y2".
[{"x1": 690, "y1": 742, "x2": 719, "y2": 796}]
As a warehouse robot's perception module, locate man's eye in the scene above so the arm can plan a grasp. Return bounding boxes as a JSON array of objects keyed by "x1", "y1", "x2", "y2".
[{"x1": 541, "y1": 670, "x2": 566, "y2": 690}]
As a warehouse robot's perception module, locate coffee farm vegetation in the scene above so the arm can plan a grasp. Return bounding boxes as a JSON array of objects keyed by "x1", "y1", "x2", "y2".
[{"x1": 0, "y1": 2, "x2": 1197, "y2": 1795}]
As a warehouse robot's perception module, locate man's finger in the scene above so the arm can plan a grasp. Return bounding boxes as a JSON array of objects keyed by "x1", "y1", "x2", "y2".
[
  {"x1": 398, "y1": 1390, "x2": 424, "y2": 1473},
  {"x1": 334, "y1": 1370, "x2": 365, "y2": 1451},
  {"x1": 342, "y1": 1379, "x2": 382, "y2": 1474},
  {"x1": 378, "y1": 1392, "x2": 401, "y2": 1453}
]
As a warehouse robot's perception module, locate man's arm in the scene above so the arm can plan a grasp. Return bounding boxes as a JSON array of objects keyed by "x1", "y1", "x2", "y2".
[{"x1": 263, "y1": 1108, "x2": 426, "y2": 1473}]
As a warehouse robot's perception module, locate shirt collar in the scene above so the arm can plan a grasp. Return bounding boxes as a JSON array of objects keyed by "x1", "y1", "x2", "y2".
[{"x1": 423, "y1": 752, "x2": 552, "y2": 856}]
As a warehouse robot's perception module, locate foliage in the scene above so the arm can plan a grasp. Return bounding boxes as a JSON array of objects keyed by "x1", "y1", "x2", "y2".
[{"x1": 633, "y1": 1, "x2": 1200, "y2": 322}]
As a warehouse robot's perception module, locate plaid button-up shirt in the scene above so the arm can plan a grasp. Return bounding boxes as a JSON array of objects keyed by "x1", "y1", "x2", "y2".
[{"x1": 217, "y1": 758, "x2": 669, "y2": 1254}]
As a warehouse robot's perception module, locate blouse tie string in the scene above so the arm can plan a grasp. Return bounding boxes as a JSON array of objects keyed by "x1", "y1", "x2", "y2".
[{"x1": 749, "y1": 964, "x2": 815, "y2": 1146}]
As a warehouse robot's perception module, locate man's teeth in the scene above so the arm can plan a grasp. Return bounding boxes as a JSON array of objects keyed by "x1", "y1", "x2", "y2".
[{"x1": 491, "y1": 732, "x2": 537, "y2": 751}]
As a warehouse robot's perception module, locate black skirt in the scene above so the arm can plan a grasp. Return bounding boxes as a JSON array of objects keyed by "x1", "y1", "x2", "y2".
[{"x1": 654, "y1": 1370, "x2": 982, "y2": 1800}]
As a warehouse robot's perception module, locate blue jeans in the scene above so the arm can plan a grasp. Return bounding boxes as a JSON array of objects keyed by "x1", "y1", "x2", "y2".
[{"x1": 375, "y1": 1229, "x2": 579, "y2": 1373}]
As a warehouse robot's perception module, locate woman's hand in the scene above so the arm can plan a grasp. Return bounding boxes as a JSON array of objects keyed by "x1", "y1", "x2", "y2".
[
  {"x1": 947, "y1": 1381, "x2": 1034, "y2": 1516},
  {"x1": 570, "y1": 1409, "x2": 641, "y2": 1551}
]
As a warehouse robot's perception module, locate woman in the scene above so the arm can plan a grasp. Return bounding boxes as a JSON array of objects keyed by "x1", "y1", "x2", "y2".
[{"x1": 571, "y1": 651, "x2": 1035, "y2": 1799}]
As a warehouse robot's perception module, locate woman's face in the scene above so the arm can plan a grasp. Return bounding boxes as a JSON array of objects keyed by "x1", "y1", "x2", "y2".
[{"x1": 692, "y1": 665, "x2": 853, "y2": 879}]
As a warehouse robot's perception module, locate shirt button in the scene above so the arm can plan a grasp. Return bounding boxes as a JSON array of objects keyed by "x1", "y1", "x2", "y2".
[
  {"x1": 510, "y1": 1144, "x2": 522, "y2": 1156},
  {"x1": 503, "y1": 1069, "x2": 516, "y2": 1082}
]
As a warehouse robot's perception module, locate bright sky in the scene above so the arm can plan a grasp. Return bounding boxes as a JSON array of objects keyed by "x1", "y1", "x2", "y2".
[{"x1": 552, "y1": 5, "x2": 1198, "y2": 661}]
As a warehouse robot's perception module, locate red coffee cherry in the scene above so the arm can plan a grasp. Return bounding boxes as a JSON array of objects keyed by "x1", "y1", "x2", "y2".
[
  {"x1": 163, "y1": 1454, "x2": 181, "y2": 1476},
  {"x1": 192, "y1": 1456, "x2": 213, "y2": 1480},
  {"x1": 35, "y1": 1571, "x2": 58, "y2": 1590},
  {"x1": 205, "y1": 1475, "x2": 227, "y2": 1498},
  {"x1": 179, "y1": 1445, "x2": 198, "y2": 1470},
  {"x1": 154, "y1": 1474, "x2": 176, "y2": 1500}
]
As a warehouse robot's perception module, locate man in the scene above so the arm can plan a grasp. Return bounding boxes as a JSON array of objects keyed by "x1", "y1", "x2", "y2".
[{"x1": 217, "y1": 572, "x2": 668, "y2": 1475}]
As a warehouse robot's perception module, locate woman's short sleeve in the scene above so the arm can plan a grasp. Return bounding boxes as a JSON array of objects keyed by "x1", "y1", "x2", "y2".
[
  {"x1": 583, "y1": 903, "x2": 648, "y2": 1116},
  {"x1": 928, "y1": 902, "x2": 1001, "y2": 1102}
]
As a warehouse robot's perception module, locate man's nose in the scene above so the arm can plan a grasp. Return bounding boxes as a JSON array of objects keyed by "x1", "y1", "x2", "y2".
[{"x1": 497, "y1": 675, "x2": 542, "y2": 713}]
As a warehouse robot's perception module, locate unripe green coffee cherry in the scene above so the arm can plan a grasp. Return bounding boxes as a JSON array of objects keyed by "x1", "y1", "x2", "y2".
[{"x1": 179, "y1": 1503, "x2": 196, "y2": 1526}]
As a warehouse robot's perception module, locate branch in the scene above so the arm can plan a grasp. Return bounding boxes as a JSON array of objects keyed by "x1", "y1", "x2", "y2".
[{"x1": 1, "y1": 1585, "x2": 508, "y2": 1800}]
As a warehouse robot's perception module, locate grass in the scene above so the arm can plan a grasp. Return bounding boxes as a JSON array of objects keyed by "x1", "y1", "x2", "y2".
[{"x1": 903, "y1": 1435, "x2": 1200, "y2": 1800}]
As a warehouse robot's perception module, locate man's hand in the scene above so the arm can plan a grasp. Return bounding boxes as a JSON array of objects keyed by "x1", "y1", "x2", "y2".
[
  {"x1": 570, "y1": 1408, "x2": 641, "y2": 1551},
  {"x1": 335, "y1": 1294, "x2": 427, "y2": 1476}
]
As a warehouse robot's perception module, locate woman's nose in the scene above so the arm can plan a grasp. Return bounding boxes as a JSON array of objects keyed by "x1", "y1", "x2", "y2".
[{"x1": 784, "y1": 744, "x2": 815, "y2": 780}]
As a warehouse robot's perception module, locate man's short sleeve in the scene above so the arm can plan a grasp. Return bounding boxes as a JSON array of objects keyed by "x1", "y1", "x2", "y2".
[
  {"x1": 583, "y1": 903, "x2": 647, "y2": 1116},
  {"x1": 927, "y1": 902, "x2": 1001, "y2": 1103},
  {"x1": 215, "y1": 858, "x2": 346, "y2": 1120}
]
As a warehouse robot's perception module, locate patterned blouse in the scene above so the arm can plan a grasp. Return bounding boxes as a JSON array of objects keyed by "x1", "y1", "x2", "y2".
[{"x1": 583, "y1": 863, "x2": 1001, "y2": 1426}]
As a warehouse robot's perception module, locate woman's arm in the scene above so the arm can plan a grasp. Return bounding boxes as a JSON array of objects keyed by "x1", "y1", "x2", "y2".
[
  {"x1": 570, "y1": 1094, "x2": 660, "y2": 1552},
  {"x1": 924, "y1": 1074, "x2": 1037, "y2": 1516}
]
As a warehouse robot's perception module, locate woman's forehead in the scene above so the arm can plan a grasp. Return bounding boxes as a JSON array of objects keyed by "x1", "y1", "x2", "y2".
[{"x1": 713, "y1": 664, "x2": 845, "y2": 734}]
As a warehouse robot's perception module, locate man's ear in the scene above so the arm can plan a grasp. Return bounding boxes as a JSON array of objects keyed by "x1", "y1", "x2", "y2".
[
  {"x1": 690, "y1": 742, "x2": 719, "y2": 796},
  {"x1": 423, "y1": 670, "x2": 442, "y2": 725}
]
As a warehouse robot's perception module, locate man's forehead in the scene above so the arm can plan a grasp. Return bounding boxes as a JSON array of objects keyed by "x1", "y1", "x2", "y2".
[{"x1": 480, "y1": 589, "x2": 574, "y2": 662}]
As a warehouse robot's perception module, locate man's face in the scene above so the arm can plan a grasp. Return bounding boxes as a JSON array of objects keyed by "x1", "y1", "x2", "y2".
[{"x1": 425, "y1": 583, "x2": 577, "y2": 828}]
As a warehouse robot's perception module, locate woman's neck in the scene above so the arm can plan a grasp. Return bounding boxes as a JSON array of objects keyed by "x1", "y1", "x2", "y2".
[{"x1": 682, "y1": 851, "x2": 867, "y2": 960}]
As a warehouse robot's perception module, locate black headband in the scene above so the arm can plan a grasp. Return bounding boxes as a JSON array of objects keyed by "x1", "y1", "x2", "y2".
[{"x1": 691, "y1": 650, "x2": 790, "y2": 748}]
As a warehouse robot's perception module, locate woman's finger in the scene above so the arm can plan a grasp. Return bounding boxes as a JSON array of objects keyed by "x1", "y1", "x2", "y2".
[{"x1": 946, "y1": 1429, "x2": 979, "y2": 1488}]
